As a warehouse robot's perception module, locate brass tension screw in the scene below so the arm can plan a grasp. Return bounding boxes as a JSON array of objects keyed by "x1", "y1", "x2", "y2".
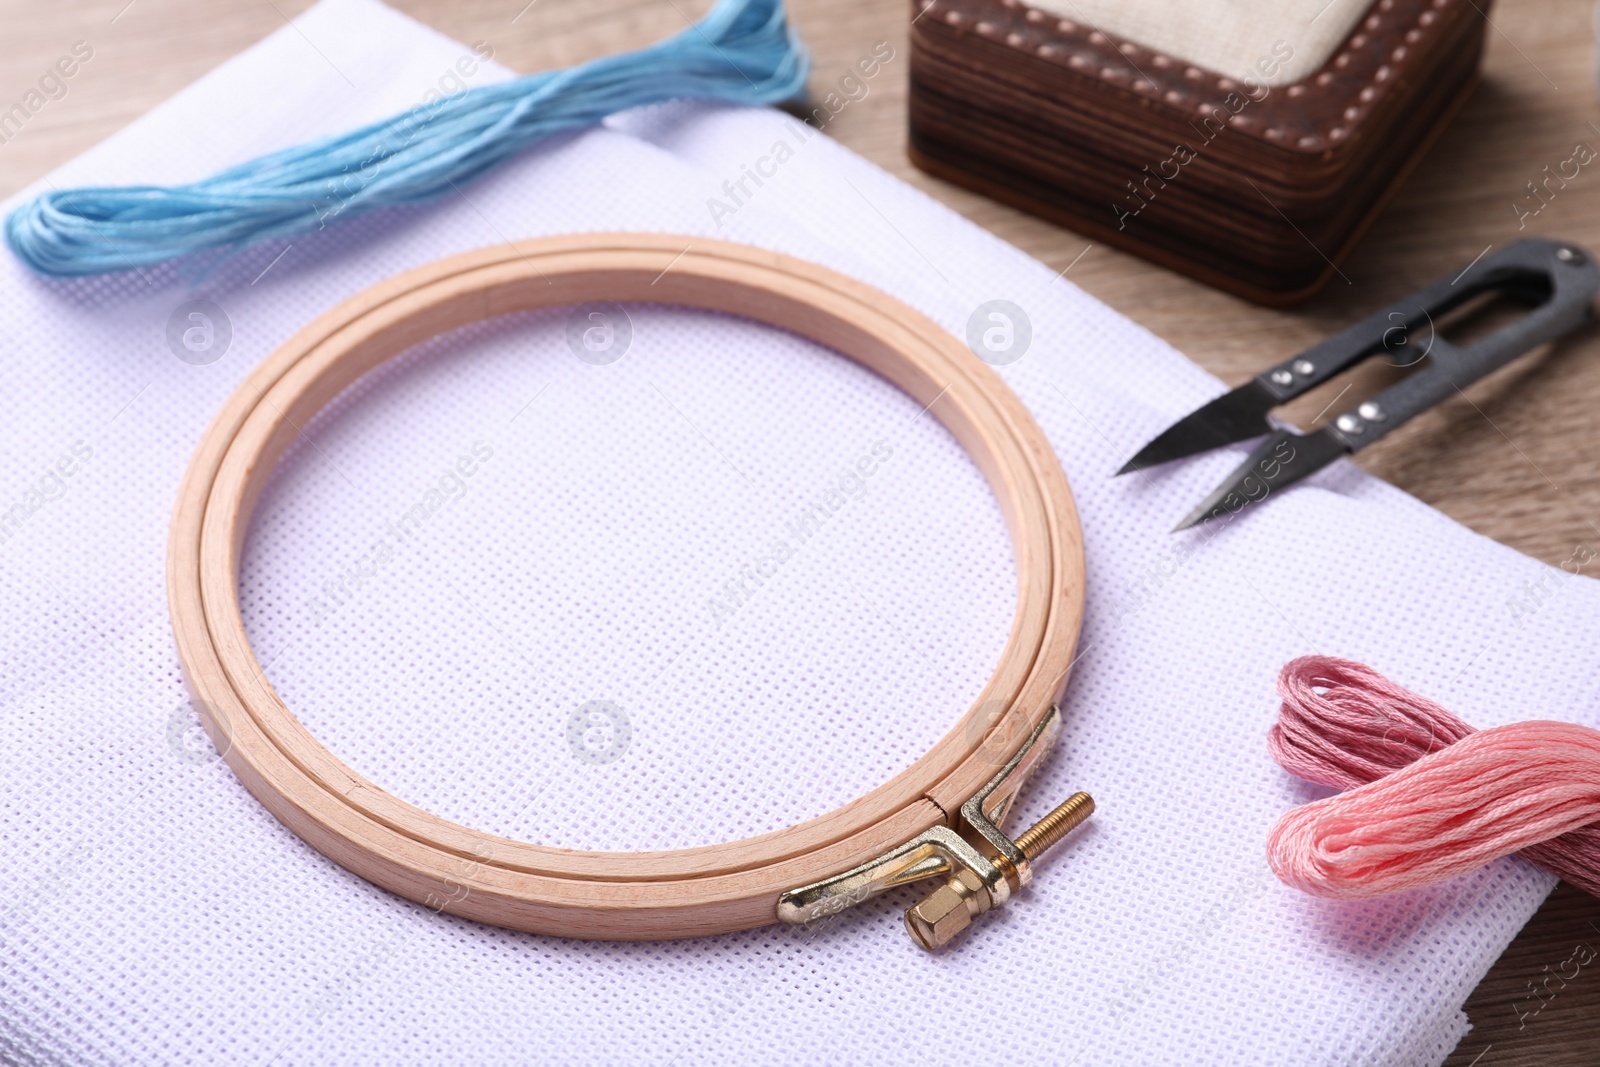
[{"x1": 904, "y1": 792, "x2": 1094, "y2": 951}]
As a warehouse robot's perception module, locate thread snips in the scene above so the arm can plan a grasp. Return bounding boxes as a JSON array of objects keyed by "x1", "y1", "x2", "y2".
[{"x1": 1118, "y1": 238, "x2": 1600, "y2": 530}]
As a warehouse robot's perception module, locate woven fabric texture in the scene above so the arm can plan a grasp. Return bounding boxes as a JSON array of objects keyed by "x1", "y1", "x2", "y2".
[
  {"x1": 1019, "y1": 0, "x2": 1371, "y2": 86},
  {"x1": 1, "y1": 2, "x2": 1596, "y2": 1065}
]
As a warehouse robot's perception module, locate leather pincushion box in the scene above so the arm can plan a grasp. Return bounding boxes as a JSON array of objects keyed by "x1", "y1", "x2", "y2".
[{"x1": 907, "y1": 0, "x2": 1489, "y2": 304}]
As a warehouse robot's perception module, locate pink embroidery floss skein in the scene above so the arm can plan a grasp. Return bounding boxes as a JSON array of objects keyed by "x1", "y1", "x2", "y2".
[{"x1": 1264, "y1": 656, "x2": 1600, "y2": 899}]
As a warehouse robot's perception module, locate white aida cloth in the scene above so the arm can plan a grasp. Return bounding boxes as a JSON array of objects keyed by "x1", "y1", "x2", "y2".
[{"x1": 3, "y1": 2, "x2": 1598, "y2": 1065}]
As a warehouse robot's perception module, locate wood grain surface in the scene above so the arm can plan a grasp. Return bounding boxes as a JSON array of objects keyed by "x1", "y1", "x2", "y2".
[{"x1": 3, "y1": 0, "x2": 1599, "y2": 1060}]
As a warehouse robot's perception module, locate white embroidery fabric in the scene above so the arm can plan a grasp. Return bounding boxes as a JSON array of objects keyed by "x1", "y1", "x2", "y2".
[{"x1": 1, "y1": 3, "x2": 1594, "y2": 1065}]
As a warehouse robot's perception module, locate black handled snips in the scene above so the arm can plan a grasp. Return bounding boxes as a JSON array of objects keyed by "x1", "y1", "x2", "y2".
[{"x1": 1118, "y1": 238, "x2": 1600, "y2": 530}]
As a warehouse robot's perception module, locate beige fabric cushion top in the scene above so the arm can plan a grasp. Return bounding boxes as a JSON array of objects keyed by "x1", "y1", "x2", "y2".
[{"x1": 1020, "y1": 0, "x2": 1373, "y2": 86}]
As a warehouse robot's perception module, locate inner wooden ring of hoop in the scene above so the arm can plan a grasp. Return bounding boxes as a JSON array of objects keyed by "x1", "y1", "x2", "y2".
[{"x1": 167, "y1": 233, "x2": 1084, "y2": 940}]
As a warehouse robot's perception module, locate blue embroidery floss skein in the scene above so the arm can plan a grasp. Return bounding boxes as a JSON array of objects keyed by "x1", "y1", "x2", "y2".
[{"x1": 5, "y1": 0, "x2": 808, "y2": 277}]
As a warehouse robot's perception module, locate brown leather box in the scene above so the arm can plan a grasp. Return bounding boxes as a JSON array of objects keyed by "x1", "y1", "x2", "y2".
[{"x1": 907, "y1": 0, "x2": 1490, "y2": 305}]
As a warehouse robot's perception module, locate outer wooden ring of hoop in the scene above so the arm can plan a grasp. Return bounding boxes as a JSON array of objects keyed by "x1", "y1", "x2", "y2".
[{"x1": 167, "y1": 233, "x2": 1084, "y2": 940}]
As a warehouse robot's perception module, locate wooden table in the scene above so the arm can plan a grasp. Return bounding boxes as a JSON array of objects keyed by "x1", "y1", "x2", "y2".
[{"x1": 4, "y1": 0, "x2": 1599, "y2": 1061}]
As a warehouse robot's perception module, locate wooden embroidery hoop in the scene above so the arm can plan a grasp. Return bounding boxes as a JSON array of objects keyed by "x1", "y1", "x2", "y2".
[{"x1": 167, "y1": 233, "x2": 1085, "y2": 940}]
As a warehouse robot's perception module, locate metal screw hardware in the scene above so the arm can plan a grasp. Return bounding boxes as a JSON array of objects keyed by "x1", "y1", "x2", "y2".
[
  {"x1": 1270, "y1": 369, "x2": 1293, "y2": 386},
  {"x1": 1015, "y1": 791, "x2": 1096, "y2": 858},
  {"x1": 777, "y1": 708, "x2": 1093, "y2": 951},
  {"x1": 904, "y1": 867, "x2": 990, "y2": 950},
  {"x1": 1558, "y1": 246, "x2": 1583, "y2": 264},
  {"x1": 904, "y1": 791, "x2": 1094, "y2": 951},
  {"x1": 1357, "y1": 401, "x2": 1386, "y2": 421},
  {"x1": 1292, "y1": 359, "x2": 1315, "y2": 376},
  {"x1": 1335, "y1": 413, "x2": 1363, "y2": 433}
]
